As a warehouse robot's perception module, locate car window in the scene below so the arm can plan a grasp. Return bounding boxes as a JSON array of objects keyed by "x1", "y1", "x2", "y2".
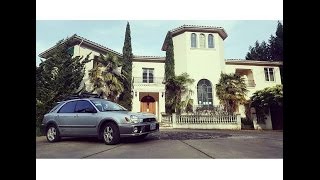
[
  {"x1": 49, "y1": 102, "x2": 63, "y2": 113},
  {"x1": 58, "y1": 101, "x2": 77, "y2": 113},
  {"x1": 75, "y1": 100, "x2": 95, "y2": 113}
]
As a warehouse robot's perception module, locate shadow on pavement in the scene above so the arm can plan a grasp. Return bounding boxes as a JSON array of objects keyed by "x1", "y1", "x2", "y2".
[{"x1": 50, "y1": 131, "x2": 232, "y2": 144}]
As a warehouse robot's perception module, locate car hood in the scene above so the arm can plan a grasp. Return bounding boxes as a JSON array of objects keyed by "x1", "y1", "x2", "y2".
[{"x1": 100, "y1": 111, "x2": 156, "y2": 119}]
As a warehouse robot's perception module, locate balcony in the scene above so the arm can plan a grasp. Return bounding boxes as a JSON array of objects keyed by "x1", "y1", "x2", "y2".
[
  {"x1": 245, "y1": 80, "x2": 256, "y2": 87},
  {"x1": 133, "y1": 77, "x2": 165, "y2": 86}
]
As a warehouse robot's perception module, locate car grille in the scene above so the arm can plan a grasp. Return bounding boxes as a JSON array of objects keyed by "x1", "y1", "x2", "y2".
[
  {"x1": 141, "y1": 123, "x2": 159, "y2": 132},
  {"x1": 143, "y1": 118, "x2": 156, "y2": 122}
]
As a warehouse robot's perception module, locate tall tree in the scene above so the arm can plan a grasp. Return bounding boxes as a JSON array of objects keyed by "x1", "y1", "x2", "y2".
[
  {"x1": 245, "y1": 21, "x2": 283, "y2": 61},
  {"x1": 118, "y1": 22, "x2": 133, "y2": 110},
  {"x1": 88, "y1": 52, "x2": 125, "y2": 101},
  {"x1": 36, "y1": 39, "x2": 90, "y2": 127},
  {"x1": 269, "y1": 21, "x2": 283, "y2": 61},
  {"x1": 216, "y1": 73, "x2": 248, "y2": 113},
  {"x1": 165, "y1": 32, "x2": 175, "y2": 113},
  {"x1": 165, "y1": 73, "x2": 194, "y2": 114},
  {"x1": 245, "y1": 41, "x2": 271, "y2": 60},
  {"x1": 165, "y1": 32, "x2": 175, "y2": 81}
]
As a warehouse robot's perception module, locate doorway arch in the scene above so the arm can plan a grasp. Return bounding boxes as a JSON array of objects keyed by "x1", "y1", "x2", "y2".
[{"x1": 140, "y1": 95, "x2": 156, "y2": 114}]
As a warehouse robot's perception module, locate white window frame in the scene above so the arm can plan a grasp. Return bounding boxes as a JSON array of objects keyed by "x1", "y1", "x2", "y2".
[
  {"x1": 208, "y1": 34, "x2": 214, "y2": 48},
  {"x1": 142, "y1": 68, "x2": 154, "y2": 83},
  {"x1": 199, "y1": 33, "x2": 206, "y2": 48},
  {"x1": 264, "y1": 67, "x2": 275, "y2": 82},
  {"x1": 191, "y1": 33, "x2": 197, "y2": 48}
]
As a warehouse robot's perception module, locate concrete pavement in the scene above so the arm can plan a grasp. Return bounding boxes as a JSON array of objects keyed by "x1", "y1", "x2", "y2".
[{"x1": 36, "y1": 129, "x2": 283, "y2": 159}]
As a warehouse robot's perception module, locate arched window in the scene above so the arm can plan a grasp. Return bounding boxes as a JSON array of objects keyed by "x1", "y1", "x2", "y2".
[
  {"x1": 200, "y1": 34, "x2": 205, "y2": 48},
  {"x1": 197, "y1": 79, "x2": 213, "y2": 106},
  {"x1": 208, "y1": 34, "x2": 214, "y2": 48},
  {"x1": 191, "y1": 33, "x2": 197, "y2": 48}
]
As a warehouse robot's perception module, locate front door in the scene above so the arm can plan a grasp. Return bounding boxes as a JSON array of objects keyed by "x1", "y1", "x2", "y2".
[
  {"x1": 140, "y1": 102, "x2": 156, "y2": 114},
  {"x1": 140, "y1": 95, "x2": 156, "y2": 114}
]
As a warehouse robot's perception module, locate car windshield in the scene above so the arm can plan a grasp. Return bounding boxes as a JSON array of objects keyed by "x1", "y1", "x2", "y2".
[
  {"x1": 49, "y1": 102, "x2": 63, "y2": 113},
  {"x1": 90, "y1": 99, "x2": 127, "y2": 112}
]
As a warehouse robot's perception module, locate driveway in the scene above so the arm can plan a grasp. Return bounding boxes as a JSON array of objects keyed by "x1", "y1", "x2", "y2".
[{"x1": 36, "y1": 129, "x2": 283, "y2": 159}]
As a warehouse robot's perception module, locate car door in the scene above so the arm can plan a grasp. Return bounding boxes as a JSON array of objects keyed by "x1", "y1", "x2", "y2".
[
  {"x1": 56, "y1": 100, "x2": 77, "y2": 136},
  {"x1": 72, "y1": 100, "x2": 99, "y2": 136}
]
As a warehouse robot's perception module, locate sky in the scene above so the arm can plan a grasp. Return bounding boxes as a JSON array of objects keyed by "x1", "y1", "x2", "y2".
[{"x1": 36, "y1": 20, "x2": 281, "y2": 66}]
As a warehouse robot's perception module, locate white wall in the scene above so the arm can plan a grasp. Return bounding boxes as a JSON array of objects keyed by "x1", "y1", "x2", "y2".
[
  {"x1": 132, "y1": 61, "x2": 165, "y2": 82},
  {"x1": 173, "y1": 32, "x2": 226, "y2": 106},
  {"x1": 225, "y1": 64, "x2": 282, "y2": 98},
  {"x1": 73, "y1": 44, "x2": 101, "y2": 92},
  {"x1": 132, "y1": 61, "x2": 166, "y2": 119}
]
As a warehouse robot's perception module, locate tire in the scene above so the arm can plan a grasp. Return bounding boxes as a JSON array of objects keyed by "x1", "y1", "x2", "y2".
[
  {"x1": 101, "y1": 122, "x2": 120, "y2": 145},
  {"x1": 46, "y1": 124, "x2": 61, "y2": 143}
]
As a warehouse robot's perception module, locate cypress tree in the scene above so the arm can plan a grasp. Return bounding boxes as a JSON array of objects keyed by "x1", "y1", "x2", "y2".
[
  {"x1": 118, "y1": 22, "x2": 133, "y2": 110},
  {"x1": 164, "y1": 32, "x2": 175, "y2": 113}
]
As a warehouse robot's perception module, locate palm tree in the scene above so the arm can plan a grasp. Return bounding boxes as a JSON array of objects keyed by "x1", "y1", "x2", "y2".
[
  {"x1": 216, "y1": 73, "x2": 248, "y2": 113},
  {"x1": 89, "y1": 52, "x2": 125, "y2": 101},
  {"x1": 166, "y1": 72, "x2": 194, "y2": 114}
]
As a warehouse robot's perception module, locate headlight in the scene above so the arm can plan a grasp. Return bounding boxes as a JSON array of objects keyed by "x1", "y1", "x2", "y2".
[{"x1": 125, "y1": 115, "x2": 140, "y2": 123}]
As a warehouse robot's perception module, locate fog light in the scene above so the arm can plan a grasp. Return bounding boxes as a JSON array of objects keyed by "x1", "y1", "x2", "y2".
[{"x1": 133, "y1": 127, "x2": 138, "y2": 133}]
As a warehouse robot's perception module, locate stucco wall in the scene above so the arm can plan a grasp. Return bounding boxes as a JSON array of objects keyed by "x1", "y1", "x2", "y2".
[
  {"x1": 132, "y1": 61, "x2": 165, "y2": 119},
  {"x1": 225, "y1": 64, "x2": 282, "y2": 98},
  {"x1": 73, "y1": 44, "x2": 101, "y2": 92},
  {"x1": 173, "y1": 32, "x2": 226, "y2": 106}
]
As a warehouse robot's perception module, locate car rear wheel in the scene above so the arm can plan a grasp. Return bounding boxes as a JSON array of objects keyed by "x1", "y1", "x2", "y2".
[
  {"x1": 46, "y1": 125, "x2": 60, "y2": 143},
  {"x1": 102, "y1": 123, "x2": 120, "y2": 145}
]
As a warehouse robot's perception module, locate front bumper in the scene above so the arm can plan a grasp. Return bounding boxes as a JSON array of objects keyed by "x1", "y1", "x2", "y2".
[{"x1": 119, "y1": 122, "x2": 159, "y2": 137}]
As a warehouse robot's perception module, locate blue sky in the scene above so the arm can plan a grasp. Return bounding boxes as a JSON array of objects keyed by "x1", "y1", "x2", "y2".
[{"x1": 36, "y1": 20, "x2": 281, "y2": 66}]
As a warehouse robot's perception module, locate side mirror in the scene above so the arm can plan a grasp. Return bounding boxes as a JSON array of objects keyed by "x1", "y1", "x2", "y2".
[{"x1": 85, "y1": 107, "x2": 97, "y2": 113}]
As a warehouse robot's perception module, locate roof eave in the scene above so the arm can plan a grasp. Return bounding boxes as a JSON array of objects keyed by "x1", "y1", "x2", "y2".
[{"x1": 38, "y1": 35, "x2": 123, "y2": 59}]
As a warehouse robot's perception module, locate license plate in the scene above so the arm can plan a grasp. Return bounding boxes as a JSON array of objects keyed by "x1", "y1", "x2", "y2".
[{"x1": 150, "y1": 123, "x2": 156, "y2": 130}]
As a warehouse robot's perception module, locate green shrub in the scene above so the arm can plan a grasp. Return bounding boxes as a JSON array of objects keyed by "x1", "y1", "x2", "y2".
[
  {"x1": 36, "y1": 126, "x2": 43, "y2": 137},
  {"x1": 241, "y1": 117, "x2": 253, "y2": 126}
]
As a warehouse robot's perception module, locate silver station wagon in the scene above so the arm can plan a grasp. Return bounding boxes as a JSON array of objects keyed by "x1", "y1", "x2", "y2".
[{"x1": 41, "y1": 94, "x2": 159, "y2": 145}]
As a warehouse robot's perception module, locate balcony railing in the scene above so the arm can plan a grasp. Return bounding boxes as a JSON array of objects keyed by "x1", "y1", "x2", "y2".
[
  {"x1": 246, "y1": 80, "x2": 256, "y2": 87},
  {"x1": 133, "y1": 77, "x2": 165, "y2": 84}
]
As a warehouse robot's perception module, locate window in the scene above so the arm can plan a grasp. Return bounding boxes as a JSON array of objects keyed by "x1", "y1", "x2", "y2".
[
  {"x1": 264, "y1": 68, "x2": 275, "y2": 81},
  {"x1": 142, "y1": 68, "x2": 154, "y2": 83},
  {"x1": 191, "y1": 33, "x2": 197, "y2": 48},
  {"x1": 208, "y1": 34, "x2": 214, "y2": 48},
  {"x1": 197, "y1": 79, "x2": 213, "y2": 106},
  {"x1": 58, "y1": 101, "x2": 77, "y2": 113},
  {"x1": 200, "y1": 34, "x2": 205, "y2": 48},
  {"x1": 75, "y1": 100, "x2": 95, "y2": 113},
  {"x1": 49, "y1": 102, "x2": 63, "y2": 113}
]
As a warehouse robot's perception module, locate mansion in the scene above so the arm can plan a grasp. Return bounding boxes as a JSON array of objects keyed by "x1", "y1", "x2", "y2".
[{"x1": 39, "y1": 25, "x2": 282, "y2": 120}]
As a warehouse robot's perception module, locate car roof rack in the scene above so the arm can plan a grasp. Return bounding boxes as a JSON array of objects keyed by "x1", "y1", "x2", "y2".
[{"x1": 65, "y1": 92, "x2": 102, "y2": 100}]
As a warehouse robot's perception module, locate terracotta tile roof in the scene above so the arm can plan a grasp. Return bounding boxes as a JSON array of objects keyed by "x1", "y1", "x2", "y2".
[
  {"x1": 162, "y1": 24, "x2": 228, "y2": 51},
  {"x1": 225, "y1": 59, "x2": 283, "y2": 66},
  {"x1": 39, "y1": 34, "x2": 122, "y2": 58}
]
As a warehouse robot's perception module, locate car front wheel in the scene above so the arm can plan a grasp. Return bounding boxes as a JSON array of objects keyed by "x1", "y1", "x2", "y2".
[
  {"x1": 102, "y1": 123, "x2": 120, "y2": 145},
  {"x1": 46, "y1": 125, "x2": 60, "y2": 143}
]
